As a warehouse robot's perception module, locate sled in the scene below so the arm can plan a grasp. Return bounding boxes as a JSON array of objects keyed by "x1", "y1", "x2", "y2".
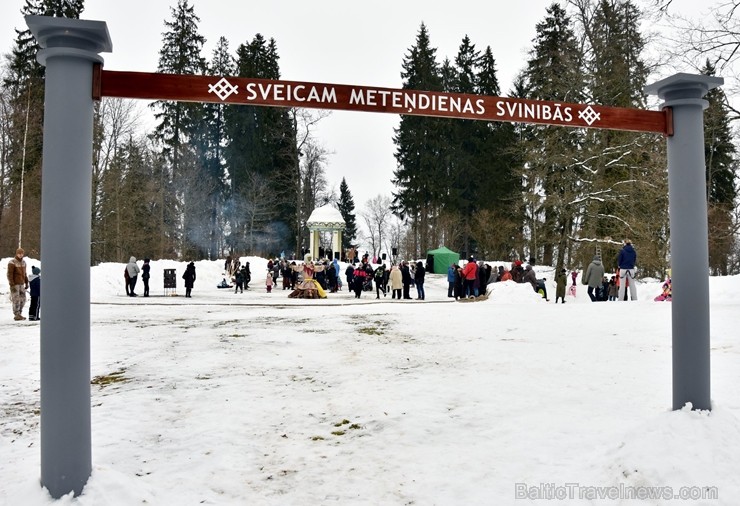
[{"x1": 457, "y1": 289, "x2": 491, "y2": 302}]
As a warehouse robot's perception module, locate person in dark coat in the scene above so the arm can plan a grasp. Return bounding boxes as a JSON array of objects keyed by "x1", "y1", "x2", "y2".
[
  {"x1": 414, "y1": 261, "x2": 426, "y2": 300},
  {"x1": 29, "y1": 266, "x2": 41, "y2": 320},
  {"x1": 234, "y1": 268, "x2": 245, "y2": 293},
  {"x1": 316, "y1": 263, "x2": 327, "y2": 290},
  {"x1": 243, "y1": 262, "x2": 251, "y2": 289},
  {"x1": 289, "y1": 262, "x2": 298, "y2": 289},
  {"x1": 555, "y1": 268, "x2": 567, "y2": 304},
  {"x1": 182, "y1": 262, "x2": 196, "y2": 298},
  {"x1": 401, "y1": 261, "x2": 413, "y2": 299},
  {"x1": 600, "y1": 276, "x2": 610, "y2": 301},
  {"x1": 345, "y1": 264, "x2": 355, "y2": 288},
  {"x1": 283, "y1": 262, "x2": 295, "y2": 290},
  {"x1": 142, "y1": 258, "x2": 151, "y2": 297},
  {"x1": 477, "y1": 261, "x2": 488, "y2": 296},
  {"x1": 453, "y1": 265, "x2": 464, "y2": 300},
  {"x1": 617, "y1": 239, "x2": 638, "y2": 301},
  {"x1": 374, "y1": 264, "x2": 387, "y2": 299}
]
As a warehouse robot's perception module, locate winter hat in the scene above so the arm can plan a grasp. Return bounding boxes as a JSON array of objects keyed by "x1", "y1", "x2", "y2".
[{"x1": 32, "y1": 266, "x2": 40, "y2": 275}]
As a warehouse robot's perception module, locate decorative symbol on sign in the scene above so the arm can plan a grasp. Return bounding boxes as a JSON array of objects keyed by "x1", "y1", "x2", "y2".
[
  {"x1": 578, "y1": 105, "x2": 601, "y2": 126},
  {"x1": 208, "y1": 77, "x2": 239, "y2": 101}
]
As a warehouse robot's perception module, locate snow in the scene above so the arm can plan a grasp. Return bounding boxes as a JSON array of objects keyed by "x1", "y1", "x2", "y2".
[{"x1": 1, "y1": 257, "x2": 739, "y2": 505}]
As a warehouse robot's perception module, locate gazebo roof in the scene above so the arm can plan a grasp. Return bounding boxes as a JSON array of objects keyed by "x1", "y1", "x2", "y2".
[{"x1": 306, "y1": 205, "x2": 345, "y2": 230}]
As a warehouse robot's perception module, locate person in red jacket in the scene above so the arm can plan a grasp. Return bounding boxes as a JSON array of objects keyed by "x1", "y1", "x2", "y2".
[{"x1": 461, "y1": 257, "x2": 478, "y2": 298}]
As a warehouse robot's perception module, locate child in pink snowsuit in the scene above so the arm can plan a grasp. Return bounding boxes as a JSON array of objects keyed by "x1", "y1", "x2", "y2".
[{"x1": 266, "y1": 271, "x2": 273, "y2": 293}]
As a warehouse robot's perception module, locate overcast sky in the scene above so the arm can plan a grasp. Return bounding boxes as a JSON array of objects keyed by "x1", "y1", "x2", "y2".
[{"x1": 0, "y1": 0, "x2": 709, "y2": 209}]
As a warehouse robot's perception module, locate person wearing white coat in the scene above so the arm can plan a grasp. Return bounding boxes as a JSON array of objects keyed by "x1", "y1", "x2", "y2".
[{"x1": 126, "y1": 256, "x2": 140, "y2": 296}]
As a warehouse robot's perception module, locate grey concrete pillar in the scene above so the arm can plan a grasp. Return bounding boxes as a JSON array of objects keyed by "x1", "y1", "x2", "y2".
[
  {"x1": 26, "y1": 15, "x2": 112, "y2": 498},
  {"x1": 645, "y1": 73, "x2": 723, "y2": 411}
]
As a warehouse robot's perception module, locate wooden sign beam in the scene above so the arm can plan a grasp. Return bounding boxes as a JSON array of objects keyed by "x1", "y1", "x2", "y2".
[{"x1": 96, "y1": 67, "x2": 671, "y2": 135}]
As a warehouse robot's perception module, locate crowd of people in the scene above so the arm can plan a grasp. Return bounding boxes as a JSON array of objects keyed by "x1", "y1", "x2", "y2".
[
  {"x1": 5, "y1": 239, "x2": 645, "y2": 321},
  {"x1": 581, "y1": 239, "x2": 639, "y2": 302}
]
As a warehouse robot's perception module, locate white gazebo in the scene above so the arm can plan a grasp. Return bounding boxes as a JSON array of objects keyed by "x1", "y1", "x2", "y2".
[{"x1": 306, "y1": 204, "x2": 345, "y2": 261}]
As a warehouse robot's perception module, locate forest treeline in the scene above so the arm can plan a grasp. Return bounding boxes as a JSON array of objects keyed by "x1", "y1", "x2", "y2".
[{"x1": 1, "y1": 0, "x2": 738, "y2": 275}]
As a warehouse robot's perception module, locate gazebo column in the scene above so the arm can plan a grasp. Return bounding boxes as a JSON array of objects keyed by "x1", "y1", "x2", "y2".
[
  {"x1": 309, "y1": 229, "x2": 319, "y2": 260},
  {"x1": 333, "y1": 231, "x2": 342, "y2": 260}
]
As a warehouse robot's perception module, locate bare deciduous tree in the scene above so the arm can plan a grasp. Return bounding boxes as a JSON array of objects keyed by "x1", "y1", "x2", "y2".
[{"x1": 361, "y1": 195, "x2": 393, "y2": 259}]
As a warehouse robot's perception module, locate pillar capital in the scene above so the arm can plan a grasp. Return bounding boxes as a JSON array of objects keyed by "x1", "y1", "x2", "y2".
[
  {"x1": 645, "y1": 73, "x2": 723, "y2": 109},
  {"x1": 26, "y1": 15, "x2": 111, "y2": 66}
]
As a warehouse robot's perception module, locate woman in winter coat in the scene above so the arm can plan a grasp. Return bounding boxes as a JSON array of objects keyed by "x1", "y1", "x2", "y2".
[
  {"x1": 461, "y1": 257, "x2": 478, "y2": 298},
  {"x1": 182, "y1": 261, "x2": 196, "y2": 298},
  {"x1": 582, "y1": 256, "x2": 605, "y2": 302},
  {"x1": 126, "y1": 256, "x2": 140, "y2": 296},
  {"x1": 389, "y1": 264, "x2": 403, "y2": 300}
]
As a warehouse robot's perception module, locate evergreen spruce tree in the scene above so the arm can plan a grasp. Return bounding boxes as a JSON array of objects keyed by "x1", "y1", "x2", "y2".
[
  {"x1": 1, "y1": 0, "x2": 84, "y2": 255},
  {"x1": 224, "y1": 33, "x2": 298, "y2": 256},
  {"x1": 702, "y1": 61, "x2": 738, "y2": 275},
  {"x1": 337, "y1": 178, "x2": 357, "y2": 252},
  {"x1": 521, "y1": 3, "x2": 584, "y2": 269},
  {"x1": 199, "y1": 36, "x2": 234, "y2": 259},
  {"x1": 392, "y1": 23, "x2": 445, "y2": 256},
  {"x1": 473, "y1": 45, "x2": 521, "y2": 260},
  {"x1": 447, "y1": 35, "x2": 483, "y2": 256},
  {"x1": 151, "y1": 0, "x2": 207, "y2": 258}
]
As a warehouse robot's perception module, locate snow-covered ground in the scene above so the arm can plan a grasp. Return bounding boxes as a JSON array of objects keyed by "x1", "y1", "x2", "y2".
[{"x1": 1, "y1": 257, "x2": 738, "y2": 505}]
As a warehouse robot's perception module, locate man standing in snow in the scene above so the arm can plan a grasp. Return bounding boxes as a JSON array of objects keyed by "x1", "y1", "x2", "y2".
[
  {"x1": 7, "y1": 247, "x2": 29, "y2": 320},
  {"x1": 582, "y1": 255, "x2": 605, "y2": 302},
  {"x1": 617, "y1": 239, "x2": 638, "y2": 301}
]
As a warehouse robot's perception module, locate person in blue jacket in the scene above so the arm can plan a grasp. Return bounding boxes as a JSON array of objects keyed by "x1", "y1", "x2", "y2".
[
  {"x1": 617, "y1": 239, "x2": 638, "y2": 301},
  {"x1": 447, "y1": 263, "x2": 456, "y2": 298}
]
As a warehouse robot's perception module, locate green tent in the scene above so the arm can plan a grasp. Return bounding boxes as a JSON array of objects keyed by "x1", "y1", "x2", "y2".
[{"x1": 425, "y1": 246, "x2": 460, "y2": 274}]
